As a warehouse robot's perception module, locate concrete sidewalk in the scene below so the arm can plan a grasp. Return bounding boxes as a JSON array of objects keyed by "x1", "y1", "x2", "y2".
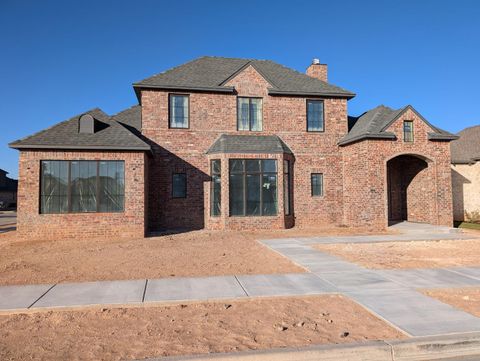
[{"x1": 1, "y1": 226, "x2": 479, "y2": 339}]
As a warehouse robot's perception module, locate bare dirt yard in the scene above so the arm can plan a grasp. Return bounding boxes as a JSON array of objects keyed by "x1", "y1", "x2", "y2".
[
  {"x1": 0, "y1": 295, "x2": 405, "y2": 361},
  {"x1": 0, "y1": 226, "x2": 386, "y2": 286},
  {"x1": 315, "y1": 239, "x2": 480, "y2": 269},
  {"x1": 422, "y1": 288, "x2": 480, "y2": 318}
]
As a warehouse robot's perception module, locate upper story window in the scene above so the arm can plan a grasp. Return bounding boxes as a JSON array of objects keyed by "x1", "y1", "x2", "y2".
[
  {"x1": 238, "y1": 97, "x2": 263, "y2": 131},
  {"x1": 403, "y1": 120, "x2": 414, "y2": 142},
  {"x1": 307, "y1": 100, "x2": 324, "y2": 132},
  {"x1": 169, "y1": 94, "x2": 189, "y2": 129},
  {"x1": 40, "y1": 160, "x2": 125, "y2": 214}
]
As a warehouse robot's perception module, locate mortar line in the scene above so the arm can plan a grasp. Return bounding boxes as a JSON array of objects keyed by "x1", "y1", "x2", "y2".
[{"x1": 28, "y1": 284, "x2": 56, "y2": 309}]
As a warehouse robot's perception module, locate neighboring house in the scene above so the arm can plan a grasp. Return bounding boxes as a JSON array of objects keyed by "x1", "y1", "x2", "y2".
[
  {"x1": 9, "y1": 56, "x2": 458, "y2": 240},
  {"x1": 0, "y1": 169, "x2": 18, "y2": 209},
  {"x1": 451, "y1": 125, "x2": 480, "y2": 222}
]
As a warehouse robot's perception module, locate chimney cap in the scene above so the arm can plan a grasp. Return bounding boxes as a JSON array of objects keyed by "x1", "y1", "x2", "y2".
[{"x1": 312, "y1": 58, "x2": 320, "y2": 65}]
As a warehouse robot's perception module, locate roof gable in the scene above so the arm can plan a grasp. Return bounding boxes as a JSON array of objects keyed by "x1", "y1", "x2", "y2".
[
  {"x1": 340, "y1": 105, "x2": 457, "y2": 146},
  {"x1": 221, "y1": 62, "x2": 276, "y2": 89}
]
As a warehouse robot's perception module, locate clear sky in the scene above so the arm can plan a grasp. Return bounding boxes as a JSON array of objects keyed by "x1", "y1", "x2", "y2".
[{"x1": 1, "y1": 0, "x2": 480, "y2": 178}]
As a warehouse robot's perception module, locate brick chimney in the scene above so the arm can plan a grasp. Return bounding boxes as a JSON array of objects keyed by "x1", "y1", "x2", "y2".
[{"x1": 306, "y1": 58, "x2": 328, "y2": 82}]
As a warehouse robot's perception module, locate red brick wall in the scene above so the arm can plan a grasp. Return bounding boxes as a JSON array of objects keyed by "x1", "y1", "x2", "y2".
[
  {"x1": 141, "y1": 65, "x2": 349, "y2": 230},
  {"x1": 16, "y1": 150, "x2": 146, "y2": 240},
  {"x1": 342, "y1": 108, "x2": 453, "y2": 227}
]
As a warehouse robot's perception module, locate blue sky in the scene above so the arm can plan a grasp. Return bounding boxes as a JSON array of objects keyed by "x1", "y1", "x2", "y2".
[{"x1": 1, "y1": 0, "x2": 480, "y2": 178}]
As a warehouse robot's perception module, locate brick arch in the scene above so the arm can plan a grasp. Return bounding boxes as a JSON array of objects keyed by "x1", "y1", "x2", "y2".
[{"x1": 386, "y1": 153, "x2": 437, "y2": 224}]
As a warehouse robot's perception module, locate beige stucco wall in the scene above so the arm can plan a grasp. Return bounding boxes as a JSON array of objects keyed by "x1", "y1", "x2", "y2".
[{"x1": 452, "y1": 162, "x2": 480, "y2": 221}]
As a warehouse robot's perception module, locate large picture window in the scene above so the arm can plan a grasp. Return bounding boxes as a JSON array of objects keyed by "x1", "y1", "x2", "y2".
[
  {"x1": 229, "y1": 159, "x2": 277, "y2": 216},
  {"x1": 40, "y1": 160, "x2": 125, "y2": 214},
  {"x1": 210, "y1": 160, "x2": 221, "y2": 216},
  {"x1": 237, "y1": 97, "x2": 263, "y2": 131},
  {"x1": 307, "y1": 99, "x2": 324, "y2": 132},
  {"x1": 169, "y1": 94, "x2": 189, "y2": 128}
]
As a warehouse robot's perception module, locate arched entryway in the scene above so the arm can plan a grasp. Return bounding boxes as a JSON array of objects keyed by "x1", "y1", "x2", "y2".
[{"x1": 387, "y1": 154, "x2": 435, "y2": 224}]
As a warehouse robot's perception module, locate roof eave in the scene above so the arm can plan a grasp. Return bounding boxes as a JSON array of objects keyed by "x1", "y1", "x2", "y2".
[
  {"x1": 9, "y1": 144, "x2": 151, "y2": 151},
  {"x1": 132, "y1": 84, "x2": 236, "y2": 94},
  {"x1": 268, "y1": 89, "x2": 355, "y2": 99},
  {"x1": 338, "y1": 133, "x2": 396, "y2": 146},
  {"x1": 428, "y1": 133, "x2": 459, "y2": 141}
]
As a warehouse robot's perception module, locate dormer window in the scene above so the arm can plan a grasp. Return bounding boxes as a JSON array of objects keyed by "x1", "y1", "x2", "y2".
[
  {"x1": 403, "y1": 120, "x2": 414, "y2": 142},
  {"x1": 169, "y1": 94, "x2": 189, "y2": 129},
  {"x1": 237, "y1": 97, "x2": 262, "y2": 131}
]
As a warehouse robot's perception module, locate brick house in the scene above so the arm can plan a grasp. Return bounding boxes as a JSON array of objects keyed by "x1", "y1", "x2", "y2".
[
  {"x1": 451, "y1": 125, "x2": 480, "y2": 222},
  {"x1": 9, "y1": 56, "x2": 458, "y2": 240}
]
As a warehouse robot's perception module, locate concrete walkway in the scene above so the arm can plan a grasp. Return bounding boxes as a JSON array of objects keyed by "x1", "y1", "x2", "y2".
[
  {"x1": 262, "y1": 228, "x2": 480, "y2": 337},
  {"x1": 0, "y1": 224, "x2": 479, "y2": 338}
]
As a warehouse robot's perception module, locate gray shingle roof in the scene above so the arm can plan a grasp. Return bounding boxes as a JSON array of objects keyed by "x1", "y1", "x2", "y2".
[
  {"x1": 451, "y1": 125, "x2": 480, "y2": 164},
  {"x1": 9, "y1": 108, "x2": 150, "y2": 151},
  {"x1": 134, "y1": 56, "x2": 355, "y2": 98},
  {"x1": 111, "y1": 105, "x2": 141, "y2": 131},
  {"x1": 206, "y1": 134, "x2": 292, "y2": 155},
  {"x1": 339, "y1": 105, "x2": 457, "y2": 146}
]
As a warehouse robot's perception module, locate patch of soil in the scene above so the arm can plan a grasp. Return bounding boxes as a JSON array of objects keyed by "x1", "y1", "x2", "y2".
[
  {"x1": 315, "y1": 239, "x2": 480, "y2": 269},
  {"x1": 0, "y1": 226, "x2": 389, "y2": 285},
  {"x1": 422, "y1": 288, "x2": 480, "y2": 317},
  {"x1": 0, "y1": 295, "x2": 405, "y2": 361}
]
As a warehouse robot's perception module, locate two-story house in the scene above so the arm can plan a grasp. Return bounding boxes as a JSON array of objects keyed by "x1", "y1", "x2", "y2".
[{"x1": 9, "y1": 56, "x2": 458, "y2": 240}]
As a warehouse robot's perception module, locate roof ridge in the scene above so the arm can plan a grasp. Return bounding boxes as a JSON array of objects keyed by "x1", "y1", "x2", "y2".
[{"x1": 133, "y1": 57, "x2": 203, "y2": 85}]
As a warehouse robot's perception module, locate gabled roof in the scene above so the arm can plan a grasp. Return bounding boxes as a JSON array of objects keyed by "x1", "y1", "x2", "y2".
[
  {"x1": 451, "y1": 125, "x2": 480, "y2": 164},
  {"x1": 206, "y1": 134, "x2": 292, "y2": 155},
  {"x1": 9, "y1": 108, "x2": 150, "y2": 151},
  {"x1": 339, "y1": 105, "x2": 458, "y2": 146},
  {"x1": 133, "y1": 56, "x2": 355, "y2": 99}
]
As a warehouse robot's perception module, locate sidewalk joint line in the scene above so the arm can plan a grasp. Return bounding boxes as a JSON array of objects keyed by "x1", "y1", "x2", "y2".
[
  {"x1": 234, "y1": 275, "x2": 249, "y2": 297},
  {"x1": 142, "y1": 279, "x2": 148, "y2": 303},
  {"x1": 383, "y1": 339, "x2": 396, "y2": 361},
  {"x1": 28, "y1": 284, "x2": 56, "y2": 309}
]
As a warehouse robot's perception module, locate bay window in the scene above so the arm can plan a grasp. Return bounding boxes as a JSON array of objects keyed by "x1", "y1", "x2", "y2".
[
  {"x1": 210, "y1": 160, "x2": 221, "y2": 216},
  {"x1": 229, "y1": 159, "x2": 277, "y2": 216},
  {"x1": 284, "y1": 160, "x2": 291, "y2": 215}
]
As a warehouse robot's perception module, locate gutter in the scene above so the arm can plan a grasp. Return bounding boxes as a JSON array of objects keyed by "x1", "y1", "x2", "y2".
[
  {"x1": 338, "y1": 132, "x2": 396, "y2": 146},
  {"x1": 8, "y1": 144, "x2": 151, "y2": 152},
  {"x1": 268, "y1": 89, "x2": 356, "y2": 99}
]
